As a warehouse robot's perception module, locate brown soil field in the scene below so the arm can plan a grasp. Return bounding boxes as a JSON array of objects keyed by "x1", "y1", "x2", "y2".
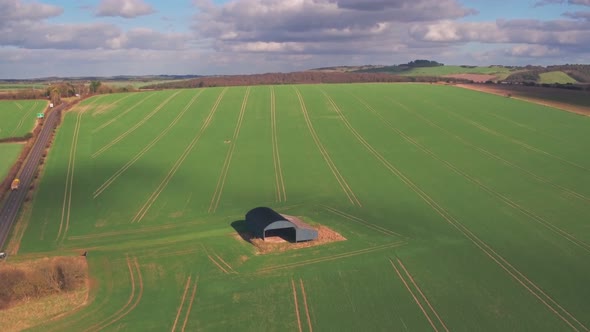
[{"x1": 457, "y1": 84, "x2": 590, "y2": 116}]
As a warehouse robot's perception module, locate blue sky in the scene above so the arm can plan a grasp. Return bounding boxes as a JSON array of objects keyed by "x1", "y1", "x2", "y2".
[{"x1": 1, "y1": 0, "x2": 589, "y2": 78}]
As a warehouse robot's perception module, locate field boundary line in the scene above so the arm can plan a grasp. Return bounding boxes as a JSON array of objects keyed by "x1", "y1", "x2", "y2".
[
  {"x1": 208, "y1": 87, "x2": 251, "y2": 213},
  {"x1": 389, "y1": 258, "x2": 439, "y2": 331},
  {"x1": 270, "y1": 86, "x2": 287, "y2": 202},
  {"x1": 131, "y1": 88, "x2": 228, "y2": 223},
  {"x1": 56, "y1": 100, "x2": 92, "y2": 244},
  {"x1": 259, "y1": 241, "x2": 406, "y2": 273},
  {"x1": 11, "y1": 101, "x2": 37, "y2": 136},
  {"x1": 299, "y1": 279, "x2": 313, "y2": 332},
  {"x1": 171, "y1": 275, "x2": 192, "y2": 332},
  {"x1": 292, "y1": 279, "x2": 303, "y2": 332},
  {"x1": 181, "y1": 277, "x2": 199, "y2": 332},
  {"x1": 396, "y1": 258, "x2": 449, "y2": 332},
  {"x1": 93, "y1": 92, "x2": 155, "y2": 133},
  {"x1": 363, "y1": 97, "x2": 590, "y2": 252},
  {"x1": 324, "y1": 92, "x2": 587, "y2": 330},
  {"x1": 422, "y1": 98, "x2": 590, "y2": 172},
  {"x1": 322, "y1": 205, "x2": 404, "y2": 238},
  {"x1": 293, "y1": 87, "x2": 361, "y2": 206},
  {"x1": 92, "y1": 90, "x2": 181, "y2": 158},
  {"x1": 93, "y1": 89, "x2": 204, "y2": 198},
  {"x1": 384, "y1": 97, "x2": 590, "y2": 203}
]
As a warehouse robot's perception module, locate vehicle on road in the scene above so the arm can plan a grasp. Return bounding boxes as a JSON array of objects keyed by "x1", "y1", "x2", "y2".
[
  {"x1": 10, "y1": 178, "x2": 20, "y2": 190},
  {"x1": 0, "y1": 252, "x2": 6, "y2": 259}
]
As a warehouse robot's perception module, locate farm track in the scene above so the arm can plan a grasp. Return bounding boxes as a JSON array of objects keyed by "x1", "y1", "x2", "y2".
[
  {"x1": 11, "y1": 101, "x2": 38, "y2": 136},
  {"x1": 422, "y1": 99, "x2": 590, "y2": 172},
  {"x1": 85, "y1": 256, "x2": 144, "y2": 332},
  {"x1": 92, "y1": 93, "x2": 155, "y2": 133},
  {"x1": 67, "y1": 219, "x2": 206, "y2": 241},
  {"x1": 56, "y1": 101, "x2": 92, "y2": 244},
  {"x1": 385, "y1": 96, "x2": 590, "y2": 203},
  {"x1": 270, "y1": 87, "x2": 287, "y2": 202},
  {"x1": 357, "y1": 96, "x2": 590, "y2": 252},
  {"x1": 321, "y1": 91, "x2": 588, "y2": 331},
  {"x1": 93, "y1": 90, "x2": 204, "y2": 198},
  {"x1": 291, "y1": 279, "x2": 304, "y2": 332},
  {"x1": 294, "y1": 87, "x2": 361, "y2": 207},
  {"x1": 258, "y1": 241, "x2": 406, "y2": 273},
  {"x1": 208, "y1": 87, "x2": 251, "y2": 213},
  {"x1": 92, "y1": 90, "x2": 181, "y2": 158},
  {"x1": 322, "y1": 205, "x2": 403, "y2": 238},
  {"x1": 132, "y1": 88, "x2": 228, "y2": 223}
]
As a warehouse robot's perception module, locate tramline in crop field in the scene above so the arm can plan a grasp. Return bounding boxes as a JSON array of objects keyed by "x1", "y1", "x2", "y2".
[{"x1": 8, "y1": 83, "x2": 590, "y2": 331}]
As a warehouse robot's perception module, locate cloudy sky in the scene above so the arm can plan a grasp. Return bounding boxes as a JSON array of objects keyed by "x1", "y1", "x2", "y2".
[{"x1": 1, "y1": 0, "x2": 589, "y2": 78}]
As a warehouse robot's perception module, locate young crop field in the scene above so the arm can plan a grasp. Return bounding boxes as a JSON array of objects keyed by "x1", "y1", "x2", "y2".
[
  {"x1": 538, "y1": 71, "x2": 578, "y2": 84},
  {"x1": 0, "y1": 143, "x2": 23, "y2": 180},
  {"x1": 8, "y1": 84, "x2": 590, "y2": 331},
  {"x1": 0, "y1": 100, "x2": 47, "y2": 139}
]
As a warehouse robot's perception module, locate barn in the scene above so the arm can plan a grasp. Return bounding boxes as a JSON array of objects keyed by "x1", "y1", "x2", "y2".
[{"x1": 246, "y1": 207, "x2": 318, "y2": 242}]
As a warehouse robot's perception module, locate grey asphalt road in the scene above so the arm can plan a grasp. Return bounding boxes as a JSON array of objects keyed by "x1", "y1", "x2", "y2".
[{"x1": 0, "y1": 102, "x2": 66, "y2": 249}]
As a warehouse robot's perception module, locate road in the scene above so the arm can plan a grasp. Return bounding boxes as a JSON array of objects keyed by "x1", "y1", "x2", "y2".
[{"x1": 0, "y1": 102, "x2": 67, "y2": 249}]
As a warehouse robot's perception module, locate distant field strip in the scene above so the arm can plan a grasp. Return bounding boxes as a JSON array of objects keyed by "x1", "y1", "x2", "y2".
[
  {"x1": 322, "y1": 92, "x2": 588, "y2": 330},
  {"x1": 93, "y1": 90, "x2": 204, "y2": 198},
  {"x1": 322, "y1": 205, "x2": 403, "y2": 237},
  {"x1": 92, "y1": 92, "x2": 155, "y2": 133},
  {"x1": 92, "y1": 91, "x2": 181, "y2": 158},
  {"x1": 171, "y1": 275, "x2": 199, "y2": 332},
  {"x1": 294, "y1": 87, "x2": 361, "y2": 206},
  {"x1": 423, "y1": 99, "x2": 590, "y2": 172},
  {"x1": 56, "y1": 104, "x2": 89, "y2": 243},
  {"x1": 11, "y1": 101, "x2": 38, "y2": 136},
  {"x1": 208, "y1": 87, "x2": 251, "y2": 213},
  {"x1": 132, "y1": 88, "x2": 228, "y2": 223},
  {"x1": 358, "y1": 97, "x2": 590, "y2": 251},
  {"x1": 270, "y1": 86, "x2": 287, "y2": 202},
  {"x1": 385, "y1": 97, "x2": 590, "y2": 203},
  {"x1": 258, "y1": 241, "x2": 406, "y2": 273},
  {"x1": 389, "y1": 258, "x2": 445, "y2": 332},
  {"x1": 85, "y1": 256, "x2": 144, "y2": 332}
]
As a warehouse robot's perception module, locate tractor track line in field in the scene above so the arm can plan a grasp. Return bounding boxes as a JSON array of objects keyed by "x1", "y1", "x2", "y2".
[
  {"x1": 214, "y1": 252, "x2": 236, "y2": 273},
  {"x1": 208, "y1": 87, "x2": 251, "y2": 213},
  {"x1": 93, "y1": 92, "x2": 155, "y2": 133},
  {"x1": 422, "y1": 98, "x2": 590, "y2": 173},
  {"x1": 90, "y1": 93, "x2": 134, "y2": 118},
  {"x1": 292, "y1": 279, "x2": 304, "y2": 332},
  {"x1": 294, "y1": 87, "x2": 361, "y2": 207},
  {"x1": 14, "y1": 101, "x2": 23, "y2": 110},
  {"x1": 132, "y1": 88, "x2": 228, "y2": 223},
  {"x1": 322, "y1": 205, "x2": 403, "y2": 238},
  {"x1": 385, "y1": 97, "x2": 590, "y2": 204},
  {"x1": 206, "y1": 250, "x2": 230, "y2": 274},
  {"x1": 396, "y1": 258, "x2": 449, "y2": 332},
  {"x1": 361, "y1": 97, "x2": 590, "y2": 252},
  {"x1": 270, "y1": 86, "x2": 287, "y2": 202},
  {"x1": 171, "y1": 276, "x2": 192, "y2": 332},
  {"x1": 389, "y1": 258, "x2": 439, "y2": 332},
  {"x1": 299, "y1": 279, "x2": 313, "y2": 332},
  {"x1": 56, "y1": 103, "x2": 90, "y2": 244},
  {"x1": 181, "y1": 277, "x2": 199, "y2": 332},
  {"x1": 11, "y1": 101, "x2": 38, "y2": 136},
  {"x1": 324, "y1": 93, "x2": 588, "y2": 330},
  {"x1": 68, "y1": 220, "x2": 206, "y2": 241},
  {"x1": 92, "y1": 90, "x2": 181, "y2": 158},
  {"x1": 93, "y1": 90, "x2": 204, "y2": 198},
  {"x1": 259, "y1": 241, "x2": 406, "y2": 273}
]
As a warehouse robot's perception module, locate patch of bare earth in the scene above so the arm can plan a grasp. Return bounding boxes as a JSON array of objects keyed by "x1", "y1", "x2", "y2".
[
  {"x1": 456, "y1": 84, "x2": 590, "y2": 116},
  {"x1": 444, "y1": 74, "x2": 497, "y2": 83},
  {"x1": 235, "y1": 224, "x2": 346, "y2": 254}
]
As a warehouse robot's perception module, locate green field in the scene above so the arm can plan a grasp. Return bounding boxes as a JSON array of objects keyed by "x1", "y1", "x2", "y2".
[
  {"x1": 0, "y1": 100, "x2": 46, "y2": 139},
  {"x1": 0, "y1": 143, "x2": 23, "y2": 180},
  {"x1": 10, "y1": 84, "x2": 590, "y2": 331},
  {"x1": 538, "y1": 71, "x2": 578, "y2": 84},
  {"x1": 399, "y1": 65, "x2": 514, "y2": 78}
]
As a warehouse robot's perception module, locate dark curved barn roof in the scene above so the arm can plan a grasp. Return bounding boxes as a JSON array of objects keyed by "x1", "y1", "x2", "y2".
[{"x1": 245, "y1": 207, "x2": 318, "y2": 242}]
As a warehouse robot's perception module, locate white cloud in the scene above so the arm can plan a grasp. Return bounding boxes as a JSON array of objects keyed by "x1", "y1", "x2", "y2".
[{"x1": 96, "y1": 0, "x2": 155, "y2": 18}]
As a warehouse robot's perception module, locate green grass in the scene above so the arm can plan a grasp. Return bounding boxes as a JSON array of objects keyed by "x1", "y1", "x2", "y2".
[
  {"x1": 0, "y1": 83, "x2": 47, "y2": 90},
  {"x1": 0, "y1": 100, "x2": 47, "y2": 139},
  {"x1": 12, "y1": 84, "x2": 590, "y2": 331},
  {"x1": 398, "y1": 65, "x2": 514, "y2": 78},
  {"x1": 538, "y1": 71, "x2": 578, "y2": 84},
  {"x1": 0, "y1": 143, "x2": 23, "y2": 180}
]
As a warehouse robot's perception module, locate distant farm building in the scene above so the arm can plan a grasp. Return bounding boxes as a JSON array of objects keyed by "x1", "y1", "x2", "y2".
[{"x1": 246, "y1": 207, "x2": 318, "y2": 242}]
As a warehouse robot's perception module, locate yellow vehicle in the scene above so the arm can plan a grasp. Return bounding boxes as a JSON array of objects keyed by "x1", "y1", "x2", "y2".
[{"x1": 11, "y1": 178, "x2": 20, "y2": 191}]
